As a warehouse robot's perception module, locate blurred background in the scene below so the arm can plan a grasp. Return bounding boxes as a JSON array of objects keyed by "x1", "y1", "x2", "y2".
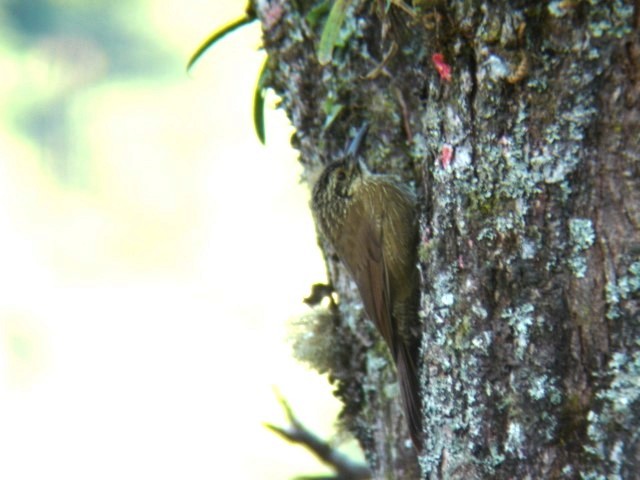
[{"x1": 0, "y1": 1, "x2": 360, "y2": 478}]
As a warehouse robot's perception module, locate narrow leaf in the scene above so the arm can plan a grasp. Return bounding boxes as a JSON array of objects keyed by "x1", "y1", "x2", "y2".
[
  {"x1": 187, "y1": 16, "x2": 255, "y2": 71},
  {"x1": 306, "y1": 0, "x2": 331, "y2": 26},
  {"x1": 317, "y1": 0, "x2": 354, "y2": 65},
  {"x1": 253, "y1": 60, "x2": 269, "y2": 144}
]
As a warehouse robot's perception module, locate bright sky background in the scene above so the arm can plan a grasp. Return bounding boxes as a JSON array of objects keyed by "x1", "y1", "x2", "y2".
[{"x1": 0, "y1": 1, "x2": 361, "y2": 478}]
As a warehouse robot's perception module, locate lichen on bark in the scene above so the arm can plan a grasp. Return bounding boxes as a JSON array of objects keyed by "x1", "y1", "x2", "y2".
[{"x1": 254, "y1": 0, "x2": 640, "y2": 478}]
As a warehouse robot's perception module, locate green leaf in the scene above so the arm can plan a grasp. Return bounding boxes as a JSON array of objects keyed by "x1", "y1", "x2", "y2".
[
  {"x1": 306, "y1": 0, "x2": 331, "y2": 26},
  {"x1": 322, "y1": 103, "x2": 344, "y2": 129},
  {"x1": 317, "y1": 0, "x2": 355, "y2": 65},
  {"x1": 253, "y1": 60, "x2": 269, "y2": 144},
  {"x1": 186, "y1": 15, "x2": 255, "y2": 71}
]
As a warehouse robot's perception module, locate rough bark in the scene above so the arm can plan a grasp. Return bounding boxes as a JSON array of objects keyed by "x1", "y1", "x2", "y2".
[{"x1": 255, "y1": 0, "x2": 640, "y2": 478}]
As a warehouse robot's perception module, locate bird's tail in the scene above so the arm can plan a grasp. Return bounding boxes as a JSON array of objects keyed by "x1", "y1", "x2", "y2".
[{"x1": 396, "y1": 340, "x2": 423, "y2": 452}]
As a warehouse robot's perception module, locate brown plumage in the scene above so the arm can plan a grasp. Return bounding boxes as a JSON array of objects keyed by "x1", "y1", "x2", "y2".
[{"x1": 312, "y1": 152, "x2": 423, "y2": 451}]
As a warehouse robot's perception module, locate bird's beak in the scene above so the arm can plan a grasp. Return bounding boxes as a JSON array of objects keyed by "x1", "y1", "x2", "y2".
[
  {"x1": 346, "y1": 123, "x2": 369, "y2": 158},
  {"x1": 345, "y1": 123, "x2": 370, "y2": 176},
  {"x1": 345, "y1": 154, "x2": 370, "y2": 177},
  {"x1": 346, "y1": 153, "x2": 360, "y2": 172}
]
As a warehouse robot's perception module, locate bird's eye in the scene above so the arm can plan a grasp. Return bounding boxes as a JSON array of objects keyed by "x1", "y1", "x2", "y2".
[{"x1": 336, "y1": 169, "x2": 347, "y2": 182}]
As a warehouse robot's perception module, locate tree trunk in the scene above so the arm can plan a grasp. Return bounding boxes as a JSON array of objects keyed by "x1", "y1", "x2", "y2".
[{"x1": 255, "y1": 0, "x2": 640, "y2": 478}]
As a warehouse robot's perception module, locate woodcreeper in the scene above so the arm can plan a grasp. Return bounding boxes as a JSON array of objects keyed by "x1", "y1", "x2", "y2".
[{"x1": 311, "y1": 127, "x2": 423, "y2": 450}]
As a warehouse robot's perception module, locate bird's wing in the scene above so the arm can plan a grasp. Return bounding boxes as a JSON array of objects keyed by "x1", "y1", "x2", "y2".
[
  {"x1": 344, "y1": 208, "x2": 397, "y2": 357},
  {"x1": 343, "y1": 207, "x2": 423, "y2": 450}
]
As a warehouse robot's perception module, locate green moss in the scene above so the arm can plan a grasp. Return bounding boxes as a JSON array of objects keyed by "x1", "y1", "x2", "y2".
[
  {"x1": 557, "y1": 393, "x2": 589, "y2": 449},
  {"x1": 453, "y1": 315, "x2": 472, "y2": 346},
  {"x1": 418, "y1": 239, "x2": 437, "y2": 263}
]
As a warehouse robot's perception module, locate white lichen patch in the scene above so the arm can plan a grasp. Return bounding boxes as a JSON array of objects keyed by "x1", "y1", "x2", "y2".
[
  {"x1": 505, "y1": 421, "x2": 525, "y2": 458},
  {"x1": 568, "y1": 218, "x2": 595, "y2": 278},
  {"x1": 502, "y1": 303, "x2": 535, "y2": 360}
]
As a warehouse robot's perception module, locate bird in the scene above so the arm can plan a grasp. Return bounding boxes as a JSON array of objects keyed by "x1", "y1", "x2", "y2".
[{"x1": 311, "y1": 127, "x2": 423, "y2": 451}]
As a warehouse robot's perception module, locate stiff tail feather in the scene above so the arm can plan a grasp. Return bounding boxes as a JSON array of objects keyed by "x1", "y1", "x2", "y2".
[{"x1": 396, "y1": 340, "x2": 423, "y2": 451}]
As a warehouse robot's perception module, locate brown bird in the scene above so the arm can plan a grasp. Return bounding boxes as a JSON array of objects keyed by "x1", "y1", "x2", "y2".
[{"x1": 311, "y1": 128, "x2": 423, "y2": 451}]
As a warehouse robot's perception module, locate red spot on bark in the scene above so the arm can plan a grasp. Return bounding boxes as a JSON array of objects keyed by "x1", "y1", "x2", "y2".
[
  {"x1": 432, "y1": 53, "x2": 452, "y2": 82},
  {"x1": 440, "y1": 144, "x2": 454, "y2": 169}
]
